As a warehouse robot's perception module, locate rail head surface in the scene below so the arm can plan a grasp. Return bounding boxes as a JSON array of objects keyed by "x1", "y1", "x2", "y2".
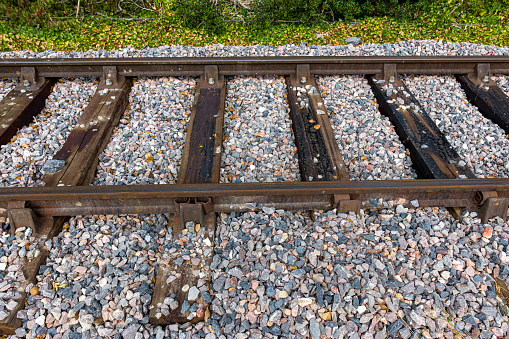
[
  {"x1": 0, "y1": 179, "x2": 507, "y2": 218},
  {"x1": 1, "y1": 56, "x2": 509, "y2": 78},
  {"x1": 0, "y1": 178, "x2": 507, "y2": 199}
]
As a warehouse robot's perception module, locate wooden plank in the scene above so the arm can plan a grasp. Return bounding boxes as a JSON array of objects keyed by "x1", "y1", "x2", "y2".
[
  {"x1": 0, "y1": 79, "x2": 55, "y2": 146},
  {"x1": 457, "y1": 75, "x2": 509, "y2": 135},
  {"x1": 286, "y1": 76, "x2": 349, "y2": 181},
  {"x1": 367, "y1": 75, "x2": 475, "y2": 180},
  {"x1": 150, "y1": 213, "x2": 215, "y2": 325},
  {"x1": 151, "y1": 74, "x2": 225, "y2": 325},
  {"x1": 177, "y1": 79, "x2": 226, "y2": 184},
  {"x1": 0, "y1": 77, "x2": 131, "y2": 334},
  {"x1": 0, "y1": 78, "x2": 58, "y2": 335},
  {"x1": 42, "y1": 77, "x2": 132, "y2": 187},
  {"x1": 0, "y1": 247, "x2": 49, "y2": 335}
]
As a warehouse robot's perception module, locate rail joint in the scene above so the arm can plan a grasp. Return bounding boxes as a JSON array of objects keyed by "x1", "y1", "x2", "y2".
[
  {"x1": 19, "y1": 67, "x2": 46, "y2": 91},
  {"x1": 174, "y1": 197, "x2": 213, "y2": 234},
  {"x1": 476, "y1": 197, "x2": 509, "y2": 224},
  {"x1": 296, "y1": 64, "x2": 310, "y2": 84},
  {"x1": 333, "y1": 194, "x2": 361, "y2": 214},
  {"x1": 203, "y1": 65, "x2": 222, "y2": 88},
  {"x1": 470, "y1": 63, "x2": 491, "y2": 86},
  {"x1": 7, "y1": 201, "x2": 53, "y2": 236},
  {"x1": 102, "y1": 66, "x2": 125, "y2": 88}
]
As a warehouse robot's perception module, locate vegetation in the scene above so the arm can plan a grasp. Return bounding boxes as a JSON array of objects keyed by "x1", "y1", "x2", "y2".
[{"x1": 0, "y1": 0, "x2": 508, "y2": 51}]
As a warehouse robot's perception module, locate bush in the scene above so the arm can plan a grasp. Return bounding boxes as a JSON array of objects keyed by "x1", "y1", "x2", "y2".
[
  {"x1": 249, "y1": 0, "x2": 412, "y2": 26},
  {"x1": 171, "y1": 0, "x2": 226, "y2": 34},
  {"x1": 1, "y1": 0, "x2": 165, "y2": 25},
  {"x1": 1, "y1": 0, "x2": 507, "y2": 31}
]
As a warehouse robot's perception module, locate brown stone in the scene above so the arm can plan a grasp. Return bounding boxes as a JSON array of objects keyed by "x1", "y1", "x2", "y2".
[
  {"x1": 483, "y1": 226, "x2": 493, "y2": 238},
  {"x1": 322, "y1": 312, "x2": 332, "y2": 321}
]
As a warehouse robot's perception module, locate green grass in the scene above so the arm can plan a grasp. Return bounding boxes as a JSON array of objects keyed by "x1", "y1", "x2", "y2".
[
  {"x1": 1, "y1": 18, "x2": 507, "y2": 52},
  {"x1": 0, "y1": 0, "x2": 508, "y2": 51}
]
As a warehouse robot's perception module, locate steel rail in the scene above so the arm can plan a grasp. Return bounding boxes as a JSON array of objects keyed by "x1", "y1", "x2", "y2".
[
  {"x1": 1, "y1": 56, "x2": 509, "y2": 77},
  {"x1": 0, "y1": 179, "x2": 507, "y2": 217}
]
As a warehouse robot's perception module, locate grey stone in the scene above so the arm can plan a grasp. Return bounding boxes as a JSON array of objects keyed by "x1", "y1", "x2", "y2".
[
  {"x1": 269, "y1": 310, "x2": 282, "y2": 323},
  {"x1": 387, "y1": 320, "x2": 403, "y2": 335},
  {"x1": 345, "y1": 37, "x2": 362, "y2": 46},
  {"x1": 309, "y1": 319, "x2": 322, "y2": 339},
  {"x1": 42, "y1": 159, "x2": 66, "y2": 173},
  {"x1": 481, "y1": 306, "x2": 497, "y2": 317},
  {"x1": 213, "y1": 276, "x2": 226, "y2": 292},
  {"x1": 188, "y1": 286, "x2": 200, "y2": 301},
  {"x1": 410, "y1": 310, "x2": 426, "y2": 326},
  {"x1": 463, "y1": 314, "x2": 477, "y2": 326}
]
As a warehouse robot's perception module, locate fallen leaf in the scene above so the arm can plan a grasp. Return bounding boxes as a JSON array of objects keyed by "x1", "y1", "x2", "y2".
[
  {"x1": 144, "y1": 153, "x2": 153, "y2": 162},
  {"x1": 494, "y1": 277, "x2": 509, "y2": 305}
]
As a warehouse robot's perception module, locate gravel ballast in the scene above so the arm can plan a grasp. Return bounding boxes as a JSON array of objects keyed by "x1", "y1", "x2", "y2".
[
  {"x1": 207, "y1": 207, "x2": 509, "y2": 339},
  {"x1": 94, "y1": 77, "x2": 196, "y2": 185},
  {"x1": 316, "y1": 75, "x2": 417, "y2": 180},
  {"x1": 2, "y1": 40, "x2": 508, "y2": 59},
  {"x1": 1, "y1": 40, "x2": 509, "y2": 339},
  {"x1": 403, "y1": 75, "x2": 509, "y2": 178},
  {"x1": 220, "y1": 76, "x2": 299, "y2": 183},
  {"x1": 495, "y1": 75, "x2": 509, "y2": 96},
  {"x1": 0, "y1": 78, "x2": 97, "y2": 187},
  {"x1": 0, "y1": 78, "x2": 19, "y2": 102},
  {"x1": 19, "y1": 214, "x2": 171, "y2": 338},
  {"x1": 13, "y1": 207, "x2": 509, "y2": 339},
  {"x1": 0, "y1": 227, "x2": 38, "y2": 322}
]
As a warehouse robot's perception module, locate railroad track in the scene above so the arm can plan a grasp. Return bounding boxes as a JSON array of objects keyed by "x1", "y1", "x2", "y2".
[{"x1": 0, "y1": 56, "x2": 508, "y2": 335}]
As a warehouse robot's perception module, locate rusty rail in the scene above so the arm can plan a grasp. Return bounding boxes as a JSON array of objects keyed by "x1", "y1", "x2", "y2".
[
  {"x1": 1, "y1": 56, "x2": 509, "y2": 78},
  {"x1": 0, "y1": 179, "x2": 506, "y2": 215}
]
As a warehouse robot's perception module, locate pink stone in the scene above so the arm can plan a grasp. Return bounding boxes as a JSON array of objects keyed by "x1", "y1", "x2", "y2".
[
  {"x1": 483, "y1": 226, "x2": 493, "y2": 238},
  {"x1": 386, "y1": 312, "x2": 398, "y2": 323},
  {"x1": 491, "y1": 327, "x2": 504, "y2": 337},
  {"x1": 75, "y1": 266, "x2": 87, "y2": 274},
  {"x1": 60, "y1": 312, "x2": 68, "y2": 324},
  {"x1": 129, "y1": 298, "x2": 137, "y2": 308},
  {"x1": 465, "y1": 266, "x2": 475, "y2": 277},
  {"x1": 247, "y1": 311, "x2": 257, "y2": 324}
]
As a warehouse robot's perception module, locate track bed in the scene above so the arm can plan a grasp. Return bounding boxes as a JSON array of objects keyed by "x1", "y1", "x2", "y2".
[{"x1": 0, "y1": 54, "x2": 509, "y2": 338}]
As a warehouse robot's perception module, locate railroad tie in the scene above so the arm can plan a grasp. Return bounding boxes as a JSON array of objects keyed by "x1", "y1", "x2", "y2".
[
  {"x1": 0, "y1": 71, "x2": 132, "y2": 335},
  {"x1": 0, "y1": 75, "x2": 55, "y2": 146},
  {"x1": 150, "y1": 67, "x2": 226, "y2": 325},
  {"x1": 457, "y1": 73, "x2": 509, "y2": 135},
  {"x1": 367, "y1": 73, "x2": 508, "y2": 222}
]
